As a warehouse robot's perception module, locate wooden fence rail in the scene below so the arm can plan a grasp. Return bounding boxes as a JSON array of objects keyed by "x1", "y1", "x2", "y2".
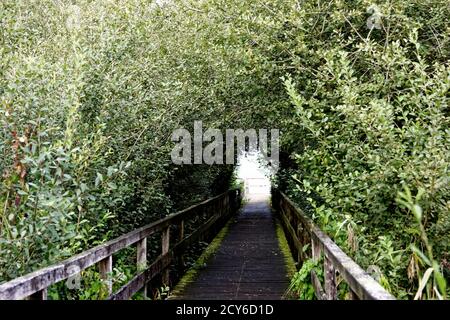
[
  {"x1": 0, "y1": 189, "x2": 241, "y2": 300},
  {"x1": 272, "y1": 189, "x2": 395, "y2": 300}
]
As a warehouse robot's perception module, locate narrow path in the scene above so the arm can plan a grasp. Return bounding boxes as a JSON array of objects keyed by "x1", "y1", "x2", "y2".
[{"x1": 172, "y1": 194, "x2": 290, "y2": 300}]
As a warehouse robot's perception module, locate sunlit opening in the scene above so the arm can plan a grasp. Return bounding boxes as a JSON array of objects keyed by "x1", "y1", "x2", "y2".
[{"x1": 235, "y1": 151, "x2": 272, "y2": 198}]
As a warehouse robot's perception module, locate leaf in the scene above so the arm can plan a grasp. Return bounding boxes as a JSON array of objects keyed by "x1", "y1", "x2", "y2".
[
  {"x1": 412, "y1": 204, "x2": 422, "y2": 222},
  {"x1": 414, "y1": 267, "x2": 433, "y2": 300},
  {"x1": 95, "y1": 173, "x2": 103, "y2": 187},
  {"x1": 410, "y1": 244, "x2": 431, "y2": 266},
  {"x1": 80, "y1": 183, "x2": 88, "y2": 192},
  {"x1": 107, "y1": 182, "x2": 117, "y2": 190},
  {"x1": 432, "y1": 261, "x2": 447, "y2": 299},
  {"x1": 416, "y1": 188, "x2": 425, "y2": 202},
  {"x1": 107, "y1": 166, "x2": 115, "y2": 177}
]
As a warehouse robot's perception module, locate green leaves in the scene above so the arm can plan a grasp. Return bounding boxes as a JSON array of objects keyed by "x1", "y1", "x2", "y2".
[
  {"x1": 410, "y1": 244, "x2": 431, "y2": 267},
  {"x1": 288, "y1": 258, "x2": 322, "y2": 300},
  {"x1": 95, "y1": 173, "x2": 103, "y2": 187},
  {"x1": 0, "y1": 0, "x2": 448, "y2": 300},
  {"x1": 398, "y1": 186, "x2": 448, "y2": 299},
  {"x1": 279, "y1": 0, "x2": 449, "y2": 299},
  {"x1": 396, "y1": 186, "x2": 426, "y2": 222}
]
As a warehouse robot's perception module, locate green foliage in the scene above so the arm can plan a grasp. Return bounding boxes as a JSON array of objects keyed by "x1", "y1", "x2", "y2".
[
  {"x1": 397, "y1": 186, "x2": 447, "y2": 300},
  {"x1": 278, "y1": 0, "x2": 449, "y2": 298},
  {"x1": 288, "y1": 259, "x2": 322, "y2": 300},
  {"x1": 0, "y1": 0, "x2": 448, "y2": 301},
  {"x1": 0, "y1": 0, "x2": 235, "y2": 284}
]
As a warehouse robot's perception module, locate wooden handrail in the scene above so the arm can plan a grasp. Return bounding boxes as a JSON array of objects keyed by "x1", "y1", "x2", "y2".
[
  {"x1": 272, "y1": 189, "x2": 395, "y2": 300},
  {"x1": 0, "y1": 189, "x2": 241, "y2": 300}
]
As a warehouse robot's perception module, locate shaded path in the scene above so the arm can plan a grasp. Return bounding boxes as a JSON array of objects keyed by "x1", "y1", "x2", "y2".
[{"x1": 172, "y1": 194, "x2": 290, "y2": 300}]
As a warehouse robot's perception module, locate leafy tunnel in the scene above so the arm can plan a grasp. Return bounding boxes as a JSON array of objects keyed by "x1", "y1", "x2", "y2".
[{"x1": 0, "y1": 0, "x2": 449, "y2": 299}]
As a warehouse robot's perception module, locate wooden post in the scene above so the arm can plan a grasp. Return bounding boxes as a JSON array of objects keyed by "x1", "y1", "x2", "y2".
[
  {"x1": 310, "y1": 271, "x2": 325, "y2": 300},
  {"x1": 324, "y1": 256, "x2": 337, "y2": 300},
  {"x1": 215, "y1": 198, "x2": 220, "y2": 218},
  {"x1": 177, "y1": 220, "x2": 185, "y2": 269},
  {"x1": 297, "y1": 223, "x2": 304, "y2": 264},
  {"x1": 28, "y1": 288, "x2": 47, "y2": 300},
  {"x1": 223, "y1": 195, "x2": 228, "y2": 217},
  {"x1": 200, "y1": 205, "x2": 206, "y2": 221},
  {"x1": 99, "y1": 255, "x2": 113, "y2": 296},
  {"x1": 161, "y1": 226, "x2": 170, "y2": 285},
  {"x1": 137, "y1": 238, "x2": 147, "y2": 298},
  {"x1": 312, "y1": 236, "x2": 322, "y2": 262}
]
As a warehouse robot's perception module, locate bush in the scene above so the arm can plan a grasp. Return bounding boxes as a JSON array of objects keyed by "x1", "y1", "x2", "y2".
[{"x1": 280, "y1": 0, "x2": 449, "y2": 298}]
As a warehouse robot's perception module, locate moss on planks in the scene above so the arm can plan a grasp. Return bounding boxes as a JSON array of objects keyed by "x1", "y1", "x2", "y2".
[
  {"x1": 275, "y1": 220, "x2": 297, "y2": 279},
  {"x1": 169, "y1": 219, "x2": 233, "y2": 298}
]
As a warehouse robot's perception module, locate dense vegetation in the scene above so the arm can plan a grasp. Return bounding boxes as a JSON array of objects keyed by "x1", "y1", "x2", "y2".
[{"x1": 1, "y1": 0, "x2": 448, "y2": 299}]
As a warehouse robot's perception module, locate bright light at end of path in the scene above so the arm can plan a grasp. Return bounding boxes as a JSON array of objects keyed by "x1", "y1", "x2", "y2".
[{"x1": 236, "y1": 152, "x2": 272, "y2": 196}]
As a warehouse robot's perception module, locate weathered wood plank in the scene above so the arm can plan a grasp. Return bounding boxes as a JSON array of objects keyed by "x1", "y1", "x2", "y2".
[
  {"x1": 136, "y1": 238, "x2": 147, "y2": 271},
  {"x1": 161, "y1": 227, "x2": 171, "y2": 285},
  {"x1": 312, "y1": 236, "x2": 322, "y2": 262},
  {"x1": 136, "y1": 237, "x2": 147, "y2": 297},
  {"x1": 324, "y1": 256, "x2": 337, "y2": 300},
  {"x1": 177, "y1": 220, "x2": 185, "y2": 269},
  {"x1": 99, "y1": 256, "x2": 113, "y2": 295},
  {"x1": 296, "y1": 223, "x2": 304, "y2": 263},
  {"x1": 310, "y1": 270, "x2": 325, "y2": 300}
]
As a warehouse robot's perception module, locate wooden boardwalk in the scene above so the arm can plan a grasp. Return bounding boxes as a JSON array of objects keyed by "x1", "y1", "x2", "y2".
[
  {"x1": 0, "y1": 189, "x2": 395, "y2": 300},
  {"x1": 172, "y1": 194, "x2": 290, "y2": 300}
]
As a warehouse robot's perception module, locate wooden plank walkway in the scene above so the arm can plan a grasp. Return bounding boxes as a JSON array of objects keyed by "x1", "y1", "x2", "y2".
[{"x1": 172, "y1": 194, "x2": 290, "y2": 300}]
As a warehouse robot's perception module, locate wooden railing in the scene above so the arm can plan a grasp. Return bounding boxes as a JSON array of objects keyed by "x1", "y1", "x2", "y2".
[
  {"x1": 0, "y1": 189, "x2": 241, "y2": 300},
  {"x1": 272, "y1": 189, "x2": 395, "y2": 300}
]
